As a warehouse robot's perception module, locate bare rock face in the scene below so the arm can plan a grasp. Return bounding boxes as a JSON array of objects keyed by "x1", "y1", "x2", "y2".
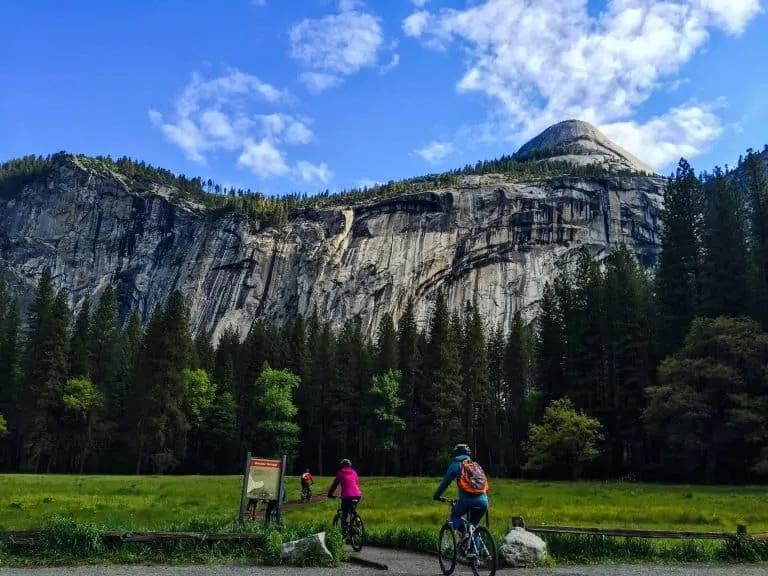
[
  {"x1": 0, "y1": 123, "x2": 665, "y2": 342},
  {"x1": 517, "y1": 119, "x2": 658, "y2": 176}
]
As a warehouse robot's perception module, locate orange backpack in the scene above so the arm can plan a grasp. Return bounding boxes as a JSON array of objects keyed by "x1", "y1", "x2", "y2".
[{"x1": 457, "y1": 459, "x2": 489, "y2": 494}]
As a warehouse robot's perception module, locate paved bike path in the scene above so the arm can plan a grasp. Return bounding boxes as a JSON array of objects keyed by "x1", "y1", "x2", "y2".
[{"x1": 348, "y1": 545, "x2": 767, "y2": 575}]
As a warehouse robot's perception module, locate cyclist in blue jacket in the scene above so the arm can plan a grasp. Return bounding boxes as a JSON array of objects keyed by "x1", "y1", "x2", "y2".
[{"x1": 433, "y1": 443, "x2": 489, "y2": 547}]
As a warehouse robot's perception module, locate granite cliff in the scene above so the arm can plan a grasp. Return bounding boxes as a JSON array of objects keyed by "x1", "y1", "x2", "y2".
[{"x1": 0, "y1": 120, "x2": 664, "y2": 341}]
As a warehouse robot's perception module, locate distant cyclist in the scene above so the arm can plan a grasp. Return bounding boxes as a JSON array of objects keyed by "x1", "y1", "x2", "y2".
[
  {"x1": 433, "y1": 443, "x2": 489, "y2": 548},
  {"x1": 327, "y1": 458, "x2": 362, "y2": 533},
  {"x1": 300, "y1": 468, "x2": 314, "y2": 501}
]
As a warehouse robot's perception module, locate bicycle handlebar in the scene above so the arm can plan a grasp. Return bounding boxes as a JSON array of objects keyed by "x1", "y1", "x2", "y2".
[{"x1": 437, "y1": 497, "x2": 457, "y2": 505}]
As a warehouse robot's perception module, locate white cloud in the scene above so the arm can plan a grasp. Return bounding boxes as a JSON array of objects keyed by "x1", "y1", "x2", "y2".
[
  {"x1": 299, "y1": 72, "x2": 342, "y2": 93},
  {"x1": 150, "y1": 69, "x2": 332, "y2": 184},
  {"x1": 415, "y1": 141, "x2": 454, "y2": 164},
  {"x1": 411, "y1": 0, "x2": 429, "y2": 6},
  {"x1": 284, "y1": 119, "x2": 314, "y2": 145},
  {"x1": 295, "y1": 160, "x2": 334, "y2": 184},
  {"x1": 403, "y1": 11, "x2": 431, "y2": 38},
  {"x1": 238, "y1": 138, "x2": 289, "y2": 178},
  {"x1": 289, "y1": 1, "x2": 398, "y2": 91},
  {"x1": 257, "y1": 113, "x2": 314, "y2": 145},
  {"x1": 601, "y1": 103, "x2": 724, "y2": 169},
  {"x1": 380, "y1": 53, "x2": 400, "y2": 73},
  {"x1": 407, "y1": 0, "x2": 763, "y2": 169}
]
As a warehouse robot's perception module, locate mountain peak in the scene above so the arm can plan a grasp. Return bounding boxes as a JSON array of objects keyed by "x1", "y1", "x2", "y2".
[{"x1": 516, "y1": 119, "x2": 657, "y2": 175}]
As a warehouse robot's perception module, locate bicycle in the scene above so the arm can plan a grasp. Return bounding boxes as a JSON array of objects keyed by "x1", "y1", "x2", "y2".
[
  {"x1": 330, "y1": 496, "x2": 365, "y2": 552},
  {"x1": 245, "y1": 498, "x2": 281, "y2": 525},
  {"x1": 437, "y1": 497, "x2": 497, "y2": 576},
  {"x1": 300, "y1": 483, "x2": 313, "y2": 503}
]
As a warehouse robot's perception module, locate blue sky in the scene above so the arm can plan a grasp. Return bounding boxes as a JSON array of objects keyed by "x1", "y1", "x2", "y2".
[{"x1": 1, "y1": 0, "x2": 767, "y2": 196}]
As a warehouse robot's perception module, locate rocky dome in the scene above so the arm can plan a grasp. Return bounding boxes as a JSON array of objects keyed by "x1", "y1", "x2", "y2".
[{"x1": 516, "y1": 119, "x2": 658, "y2": 176}]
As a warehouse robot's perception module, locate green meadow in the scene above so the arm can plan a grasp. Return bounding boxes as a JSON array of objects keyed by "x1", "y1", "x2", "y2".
[{"x1": 2, "y1": 474, "x2": 766, "y2": 535}]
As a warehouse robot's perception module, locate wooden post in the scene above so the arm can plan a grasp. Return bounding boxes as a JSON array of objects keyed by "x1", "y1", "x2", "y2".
[
  {"x1": 276, "y1": 454, "x2": 287, "y2": 525},
  {"x1": 237, "y1": 452, "x2": 252, "y2": 524}
]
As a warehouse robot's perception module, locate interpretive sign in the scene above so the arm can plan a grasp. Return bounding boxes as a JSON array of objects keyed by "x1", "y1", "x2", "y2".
[{"x1": 237, "y1": 452, "x2": 287, "y2": 523}]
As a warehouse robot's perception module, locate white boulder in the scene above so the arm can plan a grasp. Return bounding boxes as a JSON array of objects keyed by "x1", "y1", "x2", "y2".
[
  {"x1": 280, "y1": 531, "x2": 334, "y2": 565},
  {"x1": 497, "y1": 527, "x2": 548, "y2": 567}
]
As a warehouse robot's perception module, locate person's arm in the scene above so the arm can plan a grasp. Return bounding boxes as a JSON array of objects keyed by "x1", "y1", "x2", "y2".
[
  {"x1": 327, "y1": 474, "x2": 340, "y2": 497},
  {"x1": 433, "y1": 462, "x2": 459, "y2": 500}
]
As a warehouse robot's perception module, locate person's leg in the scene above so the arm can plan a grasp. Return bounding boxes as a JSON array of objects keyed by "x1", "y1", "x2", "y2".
[
  {"x1": 451, "y1": 500, "x2": 470, "y2": 538},
  {"x1": 264, "y1": 500, "x2": 276, "y2": 526},
  {"x1": 467, "y1": 501, "x2": 487, "y2": 528},
  {"x1": 340, "y1": 498, "x2": 352, "y2": 532},
  {"x1": 468, "y1": 502, "x2": 488, "y2": 551}
]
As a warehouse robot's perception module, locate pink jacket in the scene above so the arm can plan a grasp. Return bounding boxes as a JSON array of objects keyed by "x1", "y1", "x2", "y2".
[{"x1": 328, "y1": 465, "x2": 362, "y2": 499}]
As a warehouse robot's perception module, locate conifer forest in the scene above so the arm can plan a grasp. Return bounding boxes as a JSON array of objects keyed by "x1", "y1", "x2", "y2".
[{"x1": 1, "y1": 151, "x2": 768, "y2": 486}]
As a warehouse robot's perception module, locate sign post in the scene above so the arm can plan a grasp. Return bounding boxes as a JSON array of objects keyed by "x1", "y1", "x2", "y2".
[
  {"x1": 276, "y1": 454, "x2": 287, "y2": 519},
  {"x1": 238, "y1": 453, "x2": 286, "y2": 524},
  {"x1": 238, "y1": 451, "x2": 252, "y2": 524}
]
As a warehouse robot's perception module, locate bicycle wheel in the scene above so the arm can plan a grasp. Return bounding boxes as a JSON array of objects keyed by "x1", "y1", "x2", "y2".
[
  {"x1": 349, "y1": 515, "x2": 365, "y2": 552},
  {"x1": 438, "y1": 523, "x2": 457, "y2": 575},
  {"x1": 470, "y1": 526, "x2": 497, "y2": 576}
]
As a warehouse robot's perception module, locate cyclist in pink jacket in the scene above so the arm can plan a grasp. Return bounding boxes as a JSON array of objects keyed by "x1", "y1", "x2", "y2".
[{"x1": 327, "y1": 458, "x2": 362, "y2": 533}]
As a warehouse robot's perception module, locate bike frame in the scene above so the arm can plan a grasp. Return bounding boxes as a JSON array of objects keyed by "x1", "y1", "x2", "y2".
[{"x1": 438, "y1": 498, "x2": 486, "y2": 554}]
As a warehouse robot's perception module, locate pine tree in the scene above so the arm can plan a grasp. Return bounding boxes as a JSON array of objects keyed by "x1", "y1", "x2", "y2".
[
  {"x1": 602, "y1": 244, "x2": 653, "y2": 476},
  {"x1": 365, "y1": 369, "x2": 405, "y2": 474},
  {"x1": 161, "y1": 291, "x2": 194, "y2": 465},
  {"x1": 421, "y1": 291, "x2": 462, "y2": 473},
  {"x1": 0, "y1": 296, "x2": 20, "y2": 470},
  {"x1": 742, "y1": 150, "x2": 768, "y2": 327},
  {"x1": 563, "y1": 249, "x2": 605, "y2": 415},
  {"x1": 504, "y1": 310, "x2": 531, "y2": 475},
  {"x1": 69, "y1": 296, "x2": 91, "y2": 378},
  {"x1": 213, "y1": 326, "x2": 240, "y2": 396},
  {"x1": 700, "y1": 168, "x2": 750, "y2": 318},
  {"x1": 375, "y1": 313, "x2": 398, "y2": 375},
  {"x1": 329, "y1": 318, "x2": 364, "y2": 466},
  {"x1": 128, "y1": 305, "x2": 165, "y2": 474},
  {"x1": 285, "y1": 315, "x2": 308, "y2": 378},
  {"x1": 461, "y1": 303, "x2": 489, "y2": 461},
  {"x1": 193, "y1": 329, "x2": 215, "y2": 373},
  {"x1": 89, "y1": 287, "x2": 121, "y2": 401},
  {"x1": 397, "y1": 300, "x2": 421, "y2": 474},
  {"x1": 536, "y1": 281, "x2": 565, "y2": 410},
  {"x1": 486, "y1": 324, "x2": 506, "y2": 475},
  {"x1": 18, "y1": 270, "x2": 62, "y2": 472},
  {"x1": 655, "y1": 158, "x2": 704, "y2": 358}
]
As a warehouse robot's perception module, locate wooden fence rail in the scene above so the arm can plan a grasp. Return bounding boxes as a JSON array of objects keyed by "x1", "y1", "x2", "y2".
[
  {"x1": 2, "y1": 525, "x2": 766, "y2": 546},
  {"x1": 517, "y1": 520, "x2": 768, "y2": 540},
  {"x1": 0, "y1": 531, "x2": 268, "y2": 546},
  {"x1": 527, "y1": 525, "x2": 740, "y2": 540}
]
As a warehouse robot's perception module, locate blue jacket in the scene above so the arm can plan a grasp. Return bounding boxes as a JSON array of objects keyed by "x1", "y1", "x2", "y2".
[{"x1": 433, "y1": 455, "x2": 488, "y2": 505}]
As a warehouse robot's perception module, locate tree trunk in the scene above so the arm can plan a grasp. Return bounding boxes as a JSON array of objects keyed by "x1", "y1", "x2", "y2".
[{"x1": 135, "y1": 434, "x2": 145, "y2": 475}]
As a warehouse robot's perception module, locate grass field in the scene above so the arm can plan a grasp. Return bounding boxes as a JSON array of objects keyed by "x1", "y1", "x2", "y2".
[
  {"x1": 2, "y1": 474, "x2": 767, "y2": 565},
  {"x1": 2, "y1": 474, "x2": 767, "y2": 534}
]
